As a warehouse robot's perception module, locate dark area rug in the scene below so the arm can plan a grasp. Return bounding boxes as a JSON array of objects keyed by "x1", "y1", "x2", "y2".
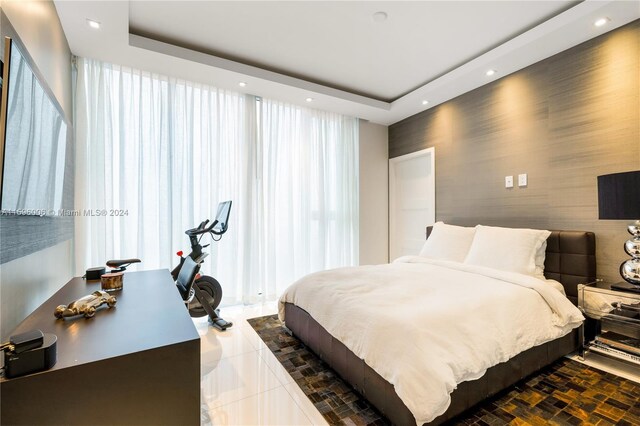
[{"x1": 247, "y1": 314, "x2": 640, "y2": 426}]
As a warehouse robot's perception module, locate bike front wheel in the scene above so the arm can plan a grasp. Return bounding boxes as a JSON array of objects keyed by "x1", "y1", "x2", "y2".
[{"x1": 188, "y1": 275, "x2": 223, "y2": 318}]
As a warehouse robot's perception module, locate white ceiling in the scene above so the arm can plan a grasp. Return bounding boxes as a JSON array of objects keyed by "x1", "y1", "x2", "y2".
[
  {"x1": 55, "y1": 1, "x2": 639, "y2": 126},
  {"x1": 128, "y1": 1, "x2": 578, "y2": 102}
]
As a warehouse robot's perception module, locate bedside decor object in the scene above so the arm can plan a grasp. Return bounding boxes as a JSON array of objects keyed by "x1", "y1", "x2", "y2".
[
  {"x1": 598, "y1": 171, "x2": 640, "y2": 291},
  {"x1": 54, "y1": 291, "x2": 117, "y2": 319},
  {"x1": 101, "y1": 272, "x2": 124, "y2": 292}
]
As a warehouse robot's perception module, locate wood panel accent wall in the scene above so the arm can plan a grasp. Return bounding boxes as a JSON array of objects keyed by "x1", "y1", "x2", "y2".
[{"x1": 389, "y1": 20, "x2": 639, "y2": 283}]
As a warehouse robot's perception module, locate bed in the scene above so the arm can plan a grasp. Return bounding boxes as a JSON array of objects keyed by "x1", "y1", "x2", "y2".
[{"x1": 280, "y1": 226, "x2": 596, "y2": 425}]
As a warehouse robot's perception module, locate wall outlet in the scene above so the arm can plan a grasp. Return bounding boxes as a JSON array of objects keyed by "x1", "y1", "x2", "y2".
[
  {"x1": 505, "y1": 176, "x2": 514, "y2": 188},
  {"x1": 518, "y1": 173, "x2": 528, "y2": 187}
]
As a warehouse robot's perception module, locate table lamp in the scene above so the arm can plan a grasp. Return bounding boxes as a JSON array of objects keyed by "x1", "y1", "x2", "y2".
[{"x1": 597, "y1": 170, "x2": 640, "y2": 292}]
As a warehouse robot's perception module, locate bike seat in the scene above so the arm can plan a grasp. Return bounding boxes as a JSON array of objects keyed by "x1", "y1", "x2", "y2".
[{"x1": 106, "y1": 258, "x2": 141, "y2": 268}]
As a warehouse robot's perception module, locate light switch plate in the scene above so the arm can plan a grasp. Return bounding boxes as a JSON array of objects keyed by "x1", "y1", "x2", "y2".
[
  {"x1": 518, "y1": 173, "x2": 528, "y2": 187},
  {"x1": 505, "y1": 176, "x2": 514, "y2": 188}
]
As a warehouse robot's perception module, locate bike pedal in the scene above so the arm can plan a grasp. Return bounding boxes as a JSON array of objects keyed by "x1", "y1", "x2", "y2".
[{"x1": 211, "y1": 318, "x2": 232, "y2": 331}]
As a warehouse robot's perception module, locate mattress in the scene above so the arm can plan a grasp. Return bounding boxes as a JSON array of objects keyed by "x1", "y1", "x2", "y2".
[{"x1": 278, "y1": 257, "x2": 584, "y2": 424}]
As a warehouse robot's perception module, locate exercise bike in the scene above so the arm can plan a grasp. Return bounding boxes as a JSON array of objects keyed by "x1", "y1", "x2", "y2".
[{"x1": 171, "y1": 201, "x2": 233, "y2": 331}]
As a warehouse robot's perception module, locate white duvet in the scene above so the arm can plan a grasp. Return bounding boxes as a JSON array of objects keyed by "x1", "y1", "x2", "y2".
[{"x1": 278, "y1": 256, "x2": 584, "y2": 425}]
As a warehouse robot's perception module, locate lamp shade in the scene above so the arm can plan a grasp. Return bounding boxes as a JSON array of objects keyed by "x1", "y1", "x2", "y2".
[{"x1": 597, "y1": 171, "x2": 640, "y2": 219}]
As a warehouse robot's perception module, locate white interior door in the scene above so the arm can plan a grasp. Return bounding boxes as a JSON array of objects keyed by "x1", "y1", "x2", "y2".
[{"x1": 389, "y1": 147, "x2": 435, "y2": 261}]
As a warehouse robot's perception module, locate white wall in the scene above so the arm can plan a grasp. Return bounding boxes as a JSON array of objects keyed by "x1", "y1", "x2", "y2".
[
  {"x1": 358, "y1": 121, "x2": 389, "y2": 265},
  {"x1": 0, "y1": 0, "x2": 74, "y2": 339}
]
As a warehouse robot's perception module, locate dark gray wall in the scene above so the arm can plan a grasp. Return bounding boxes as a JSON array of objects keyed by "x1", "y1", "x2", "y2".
[
  {"x1": 389, "y1": 20, "x2": 640, "y2": 283},
  {"x1": 0, "y1": 3, "x2": 74, "y2": 339}
]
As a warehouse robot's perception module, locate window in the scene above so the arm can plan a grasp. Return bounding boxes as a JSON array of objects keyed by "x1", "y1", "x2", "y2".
[{"x1": 75, "y1": 59, "x2": 359, "y2": 304}]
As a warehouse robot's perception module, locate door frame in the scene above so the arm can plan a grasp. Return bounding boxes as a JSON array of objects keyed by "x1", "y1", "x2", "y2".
[{"x1": 388, "y1": 147, "x2": 436, "y2": 261}]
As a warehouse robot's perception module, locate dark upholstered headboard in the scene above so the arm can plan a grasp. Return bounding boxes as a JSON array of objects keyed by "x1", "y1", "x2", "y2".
[
  {"x1": 425, "y1": 227, "x2": 596, "y2": 305},
  {"x1": 543, "y1": 231, "x2": 596, "y2": 303}
]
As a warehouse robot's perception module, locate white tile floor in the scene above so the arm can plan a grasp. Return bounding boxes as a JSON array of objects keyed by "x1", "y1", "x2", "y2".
[
  {"x1": 198, "y1": 302, "x2": 329, "y2": 426},
  {"x1": 198, "y1": 302, "x2": 640, "y2": 425}
]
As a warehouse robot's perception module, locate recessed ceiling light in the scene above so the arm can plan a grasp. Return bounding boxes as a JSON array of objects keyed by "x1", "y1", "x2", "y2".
[
  {"x1": 486, "y1": 69, "x2": 497, "y2": 77},
  {"x1": 238, "y1": 82, "x2": 247, "y2": 87},
  {"x1": 372, "y1": 11, "x2": 388, "y2": 23},
  {"x1": 87, "y1": 19, "x2": 101, "y2": 29},
  {"x1": 594, "y1": 17, "x2": 610, "y2": 27},
  {"x1": 305, "y1": 97, "x2": 313, "y2": 103},
  {"x1": 422, "y1": 100, "x2": 429, "y2": 105}
]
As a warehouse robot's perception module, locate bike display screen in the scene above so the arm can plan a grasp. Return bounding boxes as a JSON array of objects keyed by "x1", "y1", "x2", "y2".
[{"x1": 213, "y1": 201, "x2": 232, "y2": 234}]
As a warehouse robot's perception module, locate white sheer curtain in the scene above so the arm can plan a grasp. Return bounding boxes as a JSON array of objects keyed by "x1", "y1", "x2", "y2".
[{"x1": 75, "y1": 58, "x2": 358, "y2": 305}]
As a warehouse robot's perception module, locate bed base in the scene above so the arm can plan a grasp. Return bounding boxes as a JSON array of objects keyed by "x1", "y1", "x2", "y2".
[
  {"x1": 284, "y1": 302, "x2": 579, "y2": 425},
  {"x1": 283, "y1": 229, "x2": 593, "y2": 424}
]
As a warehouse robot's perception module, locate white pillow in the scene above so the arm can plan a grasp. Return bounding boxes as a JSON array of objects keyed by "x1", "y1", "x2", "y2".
[
  {"x1": 463, "y1": 225, "x2": 551, "y2": 276},
  {"x1": 534, "y1": 240, "x2": 548, "y2": 278},
  {"x1": 419, "y1": 222, "x2": 476, "y2": 263}
]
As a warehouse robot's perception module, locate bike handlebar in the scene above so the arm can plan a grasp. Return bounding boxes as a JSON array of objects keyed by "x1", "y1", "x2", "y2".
[
  {"x1": 205, "y1": 220, "x2": 219, "y2": 233},
  {"x1": 186, "y1": 219, "x2": 219, "y2": 236}
]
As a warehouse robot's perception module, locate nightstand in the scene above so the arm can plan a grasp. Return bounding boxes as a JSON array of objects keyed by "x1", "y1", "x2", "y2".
[{"x1": 578, "y1": 281, "x2": 640, "y2": 366}]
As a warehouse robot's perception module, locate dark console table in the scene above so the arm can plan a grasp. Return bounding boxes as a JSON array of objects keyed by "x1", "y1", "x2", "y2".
[{"x1": 0, "y1": 269, "x2": 200, "y2": 425}]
